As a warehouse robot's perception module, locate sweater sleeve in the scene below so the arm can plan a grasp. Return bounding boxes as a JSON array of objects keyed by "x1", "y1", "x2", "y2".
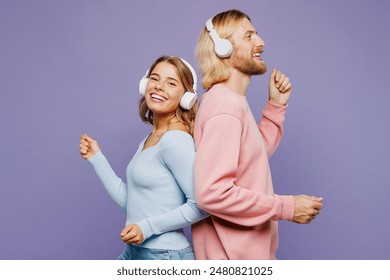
[
  {"x1": 88, "y1": 150, "x2": 127, "y2": 210},
  {"x1": 136, "y1": 131, "x2": 209, "y2": 241},
  {"x1": 195, "y1": 113, "x2": 294, "y2": 226},
  {"x1": 259, "y1": 101, "x2": 287, "y2": 157}
]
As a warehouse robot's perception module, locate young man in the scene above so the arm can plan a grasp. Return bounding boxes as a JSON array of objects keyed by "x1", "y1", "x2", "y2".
[{"x1": 193, "y1": 9, "x2": 323, "y2": 260}]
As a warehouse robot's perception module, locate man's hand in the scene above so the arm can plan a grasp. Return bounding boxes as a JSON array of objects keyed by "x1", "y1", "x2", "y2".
[
  {"x1": 293, "y1": 195, "x2": 323, "y2": 224},
  {"x1": 269, "y1": 68, "x2": 292, "y2": 106}
]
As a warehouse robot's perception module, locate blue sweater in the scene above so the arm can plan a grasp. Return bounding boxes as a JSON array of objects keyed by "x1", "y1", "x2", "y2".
[{"x1": 88, "y1": 130, "x2": 207, "y2": 250}]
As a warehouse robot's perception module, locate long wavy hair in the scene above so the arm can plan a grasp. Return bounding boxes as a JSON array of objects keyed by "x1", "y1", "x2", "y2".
[
  {"x1": 196, "y1": 9, "x2": 250, "y2": 90},
  {"x1": 138, "y1": 55, "x2": 197, "y2": 136}
]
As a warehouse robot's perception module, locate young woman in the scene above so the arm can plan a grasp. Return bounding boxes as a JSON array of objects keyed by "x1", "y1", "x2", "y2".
[{"x1": 79, "y1": 56, "x2": 207, "y2": 260}]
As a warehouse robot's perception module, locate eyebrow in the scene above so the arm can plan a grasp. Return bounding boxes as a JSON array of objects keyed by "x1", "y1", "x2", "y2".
[
  {"x1": 244, "y1": 30, "x2": 257, "y2": 37},
  {"x1": 150, "y1": 73, "x2": 180, "y2": 83}
]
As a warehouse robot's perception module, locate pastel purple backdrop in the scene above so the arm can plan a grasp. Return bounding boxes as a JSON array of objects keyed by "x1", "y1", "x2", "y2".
[{"x1": 1, "y1": 0, "x2": 389, "y2": 260}]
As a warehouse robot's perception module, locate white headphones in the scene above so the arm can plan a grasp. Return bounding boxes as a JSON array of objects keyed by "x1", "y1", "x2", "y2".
[
  {"x1": 205, "y1": 18, "x2": 233, "y2": 58},
  {"x1": 139, "y1": 57, "x2": 198, "y2": 110}
]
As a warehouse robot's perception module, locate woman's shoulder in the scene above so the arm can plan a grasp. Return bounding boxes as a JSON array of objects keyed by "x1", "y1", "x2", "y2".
[{"x1": 159, "y1": 127, "x2": 194, "y2": 149}]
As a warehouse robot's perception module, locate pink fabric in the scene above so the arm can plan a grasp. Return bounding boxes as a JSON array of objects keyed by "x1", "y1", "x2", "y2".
[{"x1": 193, "y1": 84, "x2": 295, "y2": 259}]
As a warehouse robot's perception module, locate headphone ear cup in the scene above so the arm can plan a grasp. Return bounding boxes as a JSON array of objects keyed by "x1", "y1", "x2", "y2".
[
  {"x1": 139, "y1": 77, "x2": 148, "y2": 96},
  {"x1": 215, "y1": 38, "x2": 233, "y2": 58},
  {"x1": 180, "y1": 91, "x2": 197, "y2": 110}
]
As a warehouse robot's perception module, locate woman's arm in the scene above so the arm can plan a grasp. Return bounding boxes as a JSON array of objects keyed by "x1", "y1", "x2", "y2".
[
  {"x1": 88, "y1": 151, "x2": 128, "y2": 209},
  {"x1": 80, "y1": 134, "x2": 127, "y2": 209}
]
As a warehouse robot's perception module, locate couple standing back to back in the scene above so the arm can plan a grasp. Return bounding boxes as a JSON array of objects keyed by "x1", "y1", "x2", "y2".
[{"x1": 79, "y1": 9, "x2": 323, "y2": 260}]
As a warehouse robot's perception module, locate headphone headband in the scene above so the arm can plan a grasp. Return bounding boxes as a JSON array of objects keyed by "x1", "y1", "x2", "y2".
[
  {"x1": 177, "y1": 58, "x2": 197, "y2": 92},
  {"x1": 205, "y1": 18, "x2": 218, "y2": 41}
]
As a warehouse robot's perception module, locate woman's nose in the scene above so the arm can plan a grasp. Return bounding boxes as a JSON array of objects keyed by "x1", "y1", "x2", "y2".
[{"x1": 154, "y1": 81, "x2": 164, "y2": 91}]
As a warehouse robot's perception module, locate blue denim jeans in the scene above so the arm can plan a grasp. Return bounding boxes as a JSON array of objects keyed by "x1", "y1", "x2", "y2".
[{"x1": 117, "y1": 244, "x2": 195, "y2": 260}]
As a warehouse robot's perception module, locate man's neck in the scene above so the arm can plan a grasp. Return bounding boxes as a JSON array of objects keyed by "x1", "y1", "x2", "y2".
[{"x1": 220, "y1": 68, "x2": 251, "y2": 96}]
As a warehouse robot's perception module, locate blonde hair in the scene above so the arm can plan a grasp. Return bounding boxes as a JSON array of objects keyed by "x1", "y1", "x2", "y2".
[
  {"x1": 138, "y1": 55, "x2": 197, "y2": 136},
  {"x1": 195, "y1": 9, "x2": 250, "y2": 90}
]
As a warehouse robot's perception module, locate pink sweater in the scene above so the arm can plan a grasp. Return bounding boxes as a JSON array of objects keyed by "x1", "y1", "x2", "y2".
[{"x1": 193, "y1": 84, "x2": 295, "y2": 260}]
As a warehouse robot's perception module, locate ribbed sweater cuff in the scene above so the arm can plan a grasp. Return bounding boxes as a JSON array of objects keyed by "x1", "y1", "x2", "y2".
[
  {"x1": 137, "y1": 219, "x2": 153, "y2": 241},
  {"x1": 262, "y1": 101, "x2": 287, "y2": 125},
  {"x1": 87, "y1": 150, "x2": 105, "y2": 168},
  {"x1": 278, "y1": 195, "x2": 295, "y2": 221}
]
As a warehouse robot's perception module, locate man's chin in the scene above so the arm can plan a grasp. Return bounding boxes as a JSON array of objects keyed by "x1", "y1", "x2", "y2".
[
  {"x1": 253, "y1": 64, "x2": 267, "y2": 75},
  {"x1": 260, "y1": 65, "x2": 267, "y2": 74}
]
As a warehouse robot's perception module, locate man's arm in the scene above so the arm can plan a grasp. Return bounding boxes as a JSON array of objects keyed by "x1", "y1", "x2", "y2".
[
  {"x1": 194, "y1": 113, "x2": 295, "y2": 227},
  {"x1": 259, "y1": 69, "x2": 292, "y2": 157}
]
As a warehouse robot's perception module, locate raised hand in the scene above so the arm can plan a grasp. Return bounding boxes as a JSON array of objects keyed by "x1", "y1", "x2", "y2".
[
  {"x1": 79, "y1": 134, "x2": 100, "y2": 160},
  {"x1": 268, "y1": 68, "x2": 292, "y2": 106}
]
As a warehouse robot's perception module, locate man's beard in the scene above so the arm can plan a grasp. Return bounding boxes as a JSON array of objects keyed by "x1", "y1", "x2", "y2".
[{"x1": 231, "y1": 51, "x2": 267, "y2": 75}]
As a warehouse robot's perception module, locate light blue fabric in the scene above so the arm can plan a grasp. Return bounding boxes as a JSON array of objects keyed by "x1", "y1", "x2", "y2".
[
  {"x1": 88, "y1": 130, "x2": 207, "y2": 250},
  {"x1": 117, "y1": 244, "x2": 195, "y2": 260}
]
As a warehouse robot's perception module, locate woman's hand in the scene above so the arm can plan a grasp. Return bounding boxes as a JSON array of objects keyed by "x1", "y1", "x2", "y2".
[
  {"x1": 79, "y1": 134, "x2": 100, "y2": 160},
  {"x1": 120, "y1": 224, "x2": 144, "y2": 245}
]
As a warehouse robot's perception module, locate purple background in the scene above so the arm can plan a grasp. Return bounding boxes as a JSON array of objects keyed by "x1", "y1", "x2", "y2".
[{"x1": 1, "y1": 0, "x2": 389, "y2": 260}]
